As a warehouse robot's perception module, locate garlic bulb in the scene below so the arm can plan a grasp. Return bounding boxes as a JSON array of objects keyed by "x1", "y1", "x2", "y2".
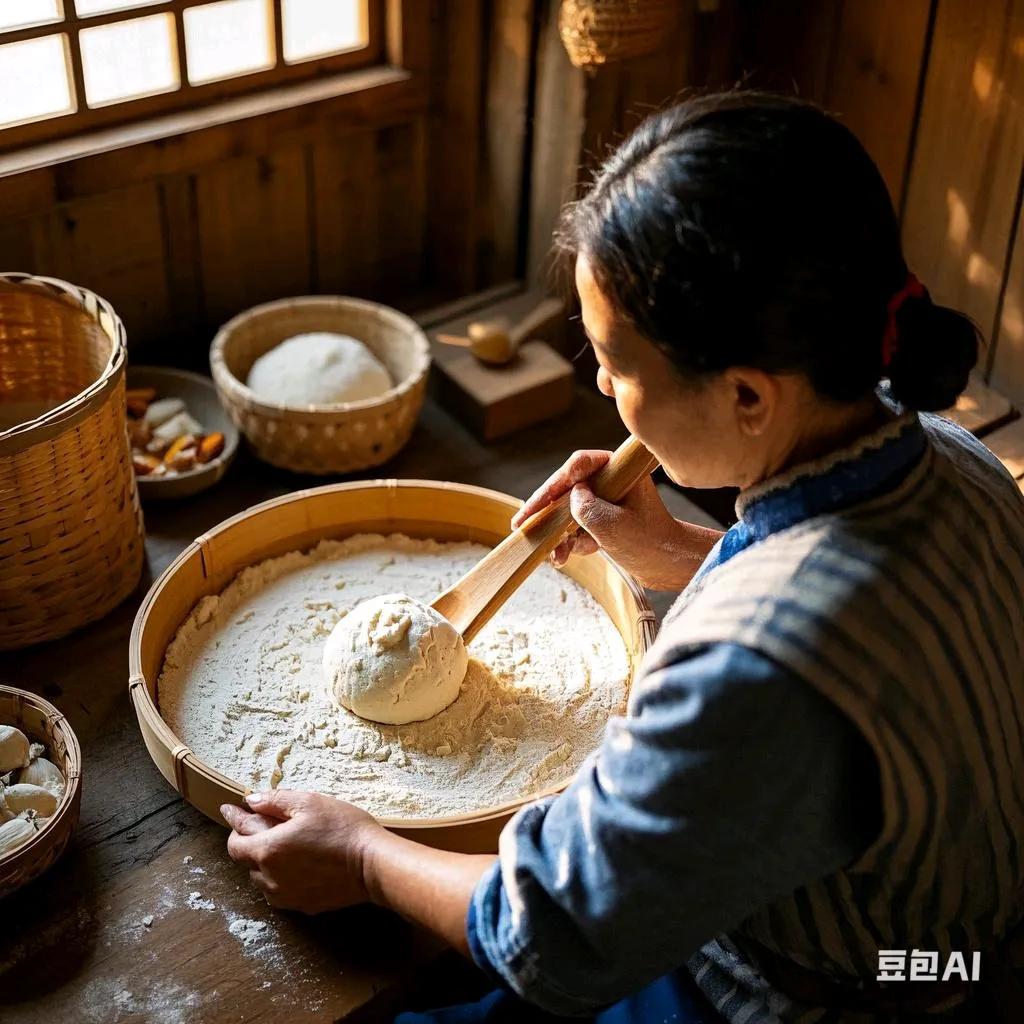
[
  {"x1": 0, "y1": 816, "x2": 35, "y2": 858},
  {"x1": 19, "y1": 756, "x2": 65, "y2": 796},
  {"x1": 0, "y1": 726, "x2": 30, "y2": 775},
  {"x1": 0, "y1": 783, "x2": 57, "y2": 820}
]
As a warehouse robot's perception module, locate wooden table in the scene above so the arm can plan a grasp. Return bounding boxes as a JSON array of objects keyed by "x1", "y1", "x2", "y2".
[{"x1": 0, "y1": 388, "x2": 717, "y2": 1024}]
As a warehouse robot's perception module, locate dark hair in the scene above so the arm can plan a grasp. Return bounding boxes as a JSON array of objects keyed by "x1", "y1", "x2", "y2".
[{"x1": 560, "y1": 92, "x2": 979, "y2": 411}]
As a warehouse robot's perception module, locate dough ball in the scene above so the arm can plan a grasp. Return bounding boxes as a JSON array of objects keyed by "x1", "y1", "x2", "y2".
[
  {"x1": 246, "y1": 332, "x2": 392, "y2": 407},
  {"x1": 323, "y1": 594, "x2": 467, "y2": 725}
]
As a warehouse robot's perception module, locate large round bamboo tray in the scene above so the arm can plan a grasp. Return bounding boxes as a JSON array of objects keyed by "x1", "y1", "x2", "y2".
[
  {"x1": 0, "y1": 273, "x2": 145, "y2": 651},
  {"x1": 130, "y1": 481, "x2": 655, "y2": 854},
  {"x1": 0, "y1": 685, "x2": 82, "y2": 899},
  {"x1": 210, "y1": 296, "x2": 430, "y2": 475}
]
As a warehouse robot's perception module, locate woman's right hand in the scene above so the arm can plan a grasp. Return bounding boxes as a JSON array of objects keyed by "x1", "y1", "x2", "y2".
[{"x1": 512, "y1": 449, "x2": 717, "y2": 590}]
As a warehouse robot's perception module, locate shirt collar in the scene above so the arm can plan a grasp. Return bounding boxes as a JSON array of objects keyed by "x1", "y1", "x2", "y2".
[{"x1": 734, "y1": 411, "x2": 926, "y2": 541}]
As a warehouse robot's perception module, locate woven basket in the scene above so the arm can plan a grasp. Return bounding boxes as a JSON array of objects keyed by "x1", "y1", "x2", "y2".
[
  {"x1": 210, "y1": 296, "x2": 430, "y2": 475},
  {"x1": 0, "y1": 273, "x2": 145, "y2": 651},
  {"x1": 558, "y1": 0, "x2": 680, "y2": 69},
  {"x1": 0, "y1": 684, "x2": 83, "y2": 899},
  {"x1": 130, "y1": 480, "x2": 656, "y2": 854}
]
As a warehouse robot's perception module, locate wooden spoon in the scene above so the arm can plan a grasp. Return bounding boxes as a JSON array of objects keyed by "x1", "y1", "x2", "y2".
[
  {"x1": 436, "y1": 297, "x2": 564, "y2": 365},
  {"x1": 432, "y1": 435, "x2": 659, "y2": 643}
]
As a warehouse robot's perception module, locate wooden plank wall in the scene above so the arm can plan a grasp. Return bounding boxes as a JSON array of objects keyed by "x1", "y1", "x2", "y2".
[
  {"x1": 4, "y1": 0, "x2": 1024, "y2": 406},
  {"x1": 0, "y1": 121, "x2": 430, "y2": 365},
  {"x1": 0, "y1": 0, "x2": 532, "y2": 364},
  {"x1": 735, "y1": 0, "x2": 1024, "y2": 406}
]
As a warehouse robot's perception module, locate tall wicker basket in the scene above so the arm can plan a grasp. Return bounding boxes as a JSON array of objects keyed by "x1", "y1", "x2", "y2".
[{"x1": 0, "y1": 274, "x2": 145, "y2": 650}]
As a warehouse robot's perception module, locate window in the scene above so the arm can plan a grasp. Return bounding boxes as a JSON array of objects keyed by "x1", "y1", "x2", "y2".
[{"x1": 0, "y1": 0, "x2": 379, "y2": 150}]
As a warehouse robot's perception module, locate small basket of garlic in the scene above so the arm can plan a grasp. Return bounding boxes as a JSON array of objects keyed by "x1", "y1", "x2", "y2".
[
  {"x1": 126, "y1": 366, "x2": 238, "y2": 500},
  {"x1": 0, "y1": 685, "x2": 82, "y2": 899}
]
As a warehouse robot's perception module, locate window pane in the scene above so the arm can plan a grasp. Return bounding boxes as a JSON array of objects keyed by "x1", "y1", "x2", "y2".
[
  {"x1": 0, "y1": 0, "x2": 61, "y2": 32},
  {"x1": 0, "y1": 35, "x2": 74, "y2": 130},
  {"x1": 184, "y1": 0, "x2": 274, "y2": 85},
  {"x1": 74, "y1": 0, "x2": 165, "y2": 16},
  {"x1": 80, "y1": 13, "x2": 178, "y2": 106},
  {"x1": 282, "y1": 0, "x2": 366, "y2": 64}
]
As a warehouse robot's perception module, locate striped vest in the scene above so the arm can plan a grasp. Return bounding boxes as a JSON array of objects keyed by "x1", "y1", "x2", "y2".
[{"x1": 652, "y1": 415, "x2": 1024, "y2": 1022}]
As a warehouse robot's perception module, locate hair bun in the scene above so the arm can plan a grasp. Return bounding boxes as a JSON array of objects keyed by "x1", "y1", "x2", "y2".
[{"x1": 886, "y1": 295, "x2": 980, "y2": 411}]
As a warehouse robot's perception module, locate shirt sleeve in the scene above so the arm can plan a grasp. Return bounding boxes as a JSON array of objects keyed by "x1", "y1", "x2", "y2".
[{"x1": 466, "y1": 642, "x2": 880, "y2": 1016}]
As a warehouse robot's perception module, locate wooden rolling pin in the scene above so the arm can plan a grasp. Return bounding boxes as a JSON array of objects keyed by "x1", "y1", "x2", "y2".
[{"x1": 432, "y1": 435, "x2": 659, "y2": 643}]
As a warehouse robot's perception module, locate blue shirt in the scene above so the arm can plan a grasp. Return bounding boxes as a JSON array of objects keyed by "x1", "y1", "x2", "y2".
[{"x1": 426, "y1": 414, "x2": 926, "y2": 1022}]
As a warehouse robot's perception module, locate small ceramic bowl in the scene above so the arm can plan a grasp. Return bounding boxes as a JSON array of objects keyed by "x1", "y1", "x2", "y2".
[{"x1": 126, "y1": 366, "x2": 238, "y2": 500}]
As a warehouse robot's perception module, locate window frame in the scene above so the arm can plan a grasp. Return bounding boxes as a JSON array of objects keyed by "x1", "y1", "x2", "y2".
[{"x1": 0, "y1": 0, "x2": 386, "y2": 153}]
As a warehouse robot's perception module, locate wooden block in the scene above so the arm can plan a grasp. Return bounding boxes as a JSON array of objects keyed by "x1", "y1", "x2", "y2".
[
  {"x1": 428, "y1": 288, "x2": 572, "y2": 440},
  {"x1": 984, "y1": 419, "x2": 1024, "y2": 479},
  {"x1": 431, "y1": 341, "x2": 574, "y2": 441},
  {"x1": 942, "y1": 374, "x2": 1014, "y2": 435}
]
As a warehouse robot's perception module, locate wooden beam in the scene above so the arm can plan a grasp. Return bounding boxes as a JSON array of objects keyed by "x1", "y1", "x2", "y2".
[
  {"x1": 525, "y1": 0, "x2": 586, "y2": 287},
  {"x1": 477, "y1": 0, "x2": 536, "y2": 283},
  {"x1": 423, "y1": 0, "x2": 485, "y2": 297},
  {"x1": 0, "y1": 69, "x2": 424, "y2": 208}
]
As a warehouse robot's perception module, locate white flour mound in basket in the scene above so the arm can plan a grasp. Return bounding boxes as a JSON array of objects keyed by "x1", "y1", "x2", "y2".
[{"x1": 158, "y1": 534, "x2": 631, "y2": 818}]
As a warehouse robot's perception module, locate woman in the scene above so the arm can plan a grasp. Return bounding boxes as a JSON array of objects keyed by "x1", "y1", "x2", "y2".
[{"x1": 221, "y1": 93, "x2": 1024, "y2": 1022}]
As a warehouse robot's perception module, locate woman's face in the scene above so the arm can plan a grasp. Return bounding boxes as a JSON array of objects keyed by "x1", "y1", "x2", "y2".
[{"x1": 575, "y1": 254, "x2": 793, "y2": 490}]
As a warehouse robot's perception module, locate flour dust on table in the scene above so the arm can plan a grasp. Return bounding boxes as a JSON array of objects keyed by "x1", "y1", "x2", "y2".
[{"x1": 158, "y1": 534, "x2": 631, "y2": 818}]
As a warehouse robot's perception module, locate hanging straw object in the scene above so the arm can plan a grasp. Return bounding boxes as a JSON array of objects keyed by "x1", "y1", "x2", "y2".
[
  {"x1": 558, "y1": 0, "x2": 680, "y2": 70},
  {"x1": 0, "y1": 273, "x2": 145, "y2": 651}
]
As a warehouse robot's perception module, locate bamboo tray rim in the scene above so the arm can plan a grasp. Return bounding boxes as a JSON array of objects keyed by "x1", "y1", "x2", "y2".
[
  {"x1": 209, "y1": 295, "x2": 431, "y2": 418},
  {"x1": 129, "y1": 479, "x2": 655, "y2": 831},
  {"x1": 0, "y1": 683, "x2": 82, "y2": 862},
  {"x1": 0, "y1": 272, "x2": 124, "y2": 457}
]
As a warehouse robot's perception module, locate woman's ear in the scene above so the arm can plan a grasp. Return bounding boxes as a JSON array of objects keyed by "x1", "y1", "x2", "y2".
[{"x1": 726, "y1": 368, "x2": 780, "y2": 437}]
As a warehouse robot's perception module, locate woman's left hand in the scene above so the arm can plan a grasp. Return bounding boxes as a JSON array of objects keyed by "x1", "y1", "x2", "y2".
[{"x1": 222, "y1": 789, "x2": 382, "y2": 914}]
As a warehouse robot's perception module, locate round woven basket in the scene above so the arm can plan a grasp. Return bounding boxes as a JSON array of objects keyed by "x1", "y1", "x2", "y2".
[
  {"x1": 210, "y1": 296, "x2": 430, "y2": 475},
  {"x1": 558, "y1": 0, "x2": 680, "y2": 69},
  {"x1": 0, "y1": 684, "x2": 83, "y2": 899},
  {"x1": 129, "y1": 480, "x2": 656, "y2": 854},
  {"x1": 0, "y1": 273, "x2": 145, "y2": 651}
]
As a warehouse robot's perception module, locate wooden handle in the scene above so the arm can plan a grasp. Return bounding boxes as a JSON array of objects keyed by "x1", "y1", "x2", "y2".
[
  {"x1": 507, "y1": 297, "x2": 564, "y2": 347},
  {"x1": 432, "y1": 435, "x2": 659, "y2": 643}
]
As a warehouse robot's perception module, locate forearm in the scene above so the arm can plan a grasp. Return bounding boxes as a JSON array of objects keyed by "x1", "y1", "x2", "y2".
[
  {"x1": 650, "y1": 521, "x2": 723, "y2": 590},
  {"x1": 361, "y1": 827, "x2": 496, "y2": 956}
]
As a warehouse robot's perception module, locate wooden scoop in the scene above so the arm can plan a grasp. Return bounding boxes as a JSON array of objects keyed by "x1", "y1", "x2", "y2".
[
  {"x1": 436, "y1": 297, "x2": 564, "y2": 365},
  {"x1": 432, "y1": 435, "x2": 659, "y2": 643}
]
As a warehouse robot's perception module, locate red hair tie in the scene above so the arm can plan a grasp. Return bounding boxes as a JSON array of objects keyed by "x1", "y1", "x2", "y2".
[{"x1": 882, "y1": 272, "x2": 926, "y2": 370}]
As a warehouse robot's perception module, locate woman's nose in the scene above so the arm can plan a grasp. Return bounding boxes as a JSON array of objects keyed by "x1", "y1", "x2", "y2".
[{"x1": 597, "y1": 366, "x2": 615, "y2": 398}]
